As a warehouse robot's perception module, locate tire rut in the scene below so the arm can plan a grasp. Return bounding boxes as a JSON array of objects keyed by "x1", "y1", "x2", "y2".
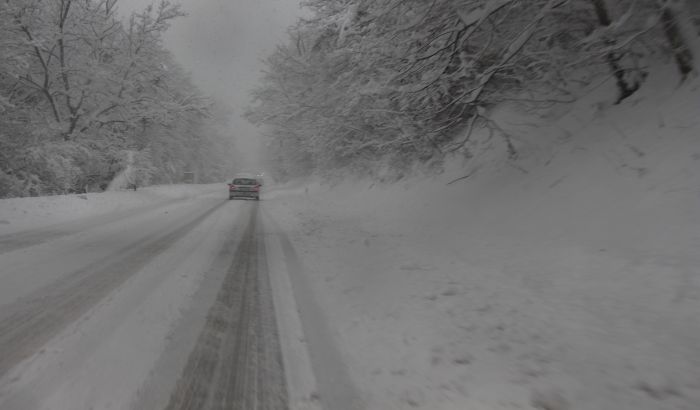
[
  {"x1": 165, "y1": 205, "x2": 288, "y2": 410},
  {"x1": 0, "y1": 199, "x2": 184, "y2": 255},
  {"x1": 0, "y1": 200, "x2": 227, "y2": 377}
]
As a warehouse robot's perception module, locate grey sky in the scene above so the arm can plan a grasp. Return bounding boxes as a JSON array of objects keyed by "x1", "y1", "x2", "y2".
[{"x1": 118, "y1": 0, "x2": 304, "y2": 168}]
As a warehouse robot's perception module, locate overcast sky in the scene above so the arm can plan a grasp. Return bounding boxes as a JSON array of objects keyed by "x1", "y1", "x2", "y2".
[{"x1": 117, "y1": 0, "x2": 304, "y2": 168}]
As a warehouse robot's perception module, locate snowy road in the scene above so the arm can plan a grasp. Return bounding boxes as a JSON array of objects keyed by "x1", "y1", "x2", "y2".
[
  {"x1": 0, "y1": 191, "x2": 299, "y2": 409},
  {"x1": 160, "y1": 205, "x2": 287, "y2": 410}
]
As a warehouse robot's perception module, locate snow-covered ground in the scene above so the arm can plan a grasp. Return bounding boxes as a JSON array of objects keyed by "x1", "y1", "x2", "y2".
[
  {"x1": 264, "y1": 71, "x2": 700, "y2": 410},
  {"x1": 0, "y1": 184, "x2": 239, "y2": 410},
  {"x1": 0, "y1": 184, "x2": 221, "y2": 235},
  {"x1": 0, "y1": 69, "x2": 698, "y2": 410}
]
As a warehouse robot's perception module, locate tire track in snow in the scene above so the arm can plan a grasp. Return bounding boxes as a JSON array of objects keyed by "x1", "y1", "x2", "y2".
[
  {"x1": 164, "y1": 205, "x2": 288, "y2": 410},
  {"x1": 0, "y1": 199, "x2": 227, "y2": 377},
  {"x1": 0, "y1": 199, "x2": 180, "y2": 255},
  {"x1": 264, "y1": 209, "x2": 364, "y2": 410}
]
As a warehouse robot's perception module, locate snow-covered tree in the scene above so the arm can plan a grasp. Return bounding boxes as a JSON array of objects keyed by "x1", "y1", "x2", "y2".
[
  {"x1": 248, "y1": 0, "x2": 699, "y2": 179},
  {"x1": 657, "y1": 0, "x2": 700, "y2": 78},
  {"x1": 0, "y1": 0, "x2": 237, "y2": 197}
]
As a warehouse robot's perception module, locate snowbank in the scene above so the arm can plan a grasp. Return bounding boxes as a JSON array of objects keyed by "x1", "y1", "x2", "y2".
[{"x1": 265, "y1": 71, "x2": 700, "y2": 409}]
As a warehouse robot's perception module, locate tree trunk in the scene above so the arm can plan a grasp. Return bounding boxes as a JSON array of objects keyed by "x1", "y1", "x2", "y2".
[
  {"x1": 671, "y1": 0, "x2": 700, "y2": 74},
  {"x1": 659, "y1": 0, "x2": 694, "y2": 79},
  {"x1": 591, "y1": 0, "x2": 640, "y2": 103}
]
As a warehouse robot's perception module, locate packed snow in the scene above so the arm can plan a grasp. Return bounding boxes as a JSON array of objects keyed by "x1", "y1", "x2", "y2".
[
  {"x1": 263, "y1": 70, "x2": 700, "y2": 410},
  {"x1": 1, "y1": 69, "x2": 699, "y2": 410},
  {"x1": 0, "y1": 184, "x2": 220, "y2": 235}
]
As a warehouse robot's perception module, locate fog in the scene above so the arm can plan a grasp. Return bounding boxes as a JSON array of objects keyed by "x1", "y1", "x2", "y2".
[
  {"x1": 118, "y1": 0, "x2": 303, "y2": 169},
  {"x1": 2, "y1": 1, "x2": 700, "y2": 409}
]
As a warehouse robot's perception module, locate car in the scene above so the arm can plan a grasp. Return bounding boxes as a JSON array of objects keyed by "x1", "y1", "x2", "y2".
[{"x1": 228, "y1": 176, "x2": 261, "y2": 200}]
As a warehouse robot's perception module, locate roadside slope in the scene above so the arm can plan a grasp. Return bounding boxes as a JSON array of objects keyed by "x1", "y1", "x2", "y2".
[{"x1": 264, "y1": 74, "x2": 700, "y2": 410}]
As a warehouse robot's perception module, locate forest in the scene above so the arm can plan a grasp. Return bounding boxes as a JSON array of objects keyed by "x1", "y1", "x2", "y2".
[
  {"x1": 0, "y1": 0, "x2": 236, "y2": 198},
  {"x1": 2, "y1": 0, "x2": 699, "y2": 196},
  {"x1": 247, "y1": 0, "x2": 700, "y2": 180}
]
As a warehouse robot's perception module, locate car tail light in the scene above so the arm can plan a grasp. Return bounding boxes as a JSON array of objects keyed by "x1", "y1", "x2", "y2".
[
  {"x1": 229, "y1": 184, "x2": 236, "y2": 191},
  {"x1": 254, "y1": 185, "x2": 260, "y2": 192}
]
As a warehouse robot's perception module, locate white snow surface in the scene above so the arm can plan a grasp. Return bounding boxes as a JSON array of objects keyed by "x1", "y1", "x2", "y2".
[
  {"x1": 0, "y1": 184, "x2": 220, "y2": 235},
  {"x1": 0, "y1": 68, "x2": 698, "y2": 410},
  {"x1": 264, "y1": 72, "x2": 700, "y2": 409},
  {"x1": 0, "y1": 184, "x2": 235, "y2": 410}
]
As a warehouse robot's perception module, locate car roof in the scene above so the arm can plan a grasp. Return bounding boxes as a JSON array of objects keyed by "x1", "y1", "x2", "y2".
[{"x1": 231, "y1": 176, "x2": 259, "y2": 183}]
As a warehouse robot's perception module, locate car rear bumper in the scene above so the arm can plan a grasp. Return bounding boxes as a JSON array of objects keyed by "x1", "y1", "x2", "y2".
[{"x1": 229, "y1": 191, "x2": 259, "y2": 198}]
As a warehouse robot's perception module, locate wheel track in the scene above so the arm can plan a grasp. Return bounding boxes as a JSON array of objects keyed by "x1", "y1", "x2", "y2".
[
  {"x1": 256, "y1": 224, "x2": 288, "y2": 410},
  {"x1": 0, "y1": 198, "x2": 190, "y2": 255},
  {"x1": 165, "y1": 205, "x2": 288, "y2": 410},
  {"x1": 0, "y1": 200, "x2": 227, "y2": 377}
]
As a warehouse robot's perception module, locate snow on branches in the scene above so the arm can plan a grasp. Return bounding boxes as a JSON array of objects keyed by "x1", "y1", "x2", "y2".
[
  {"x1": 0, "y1": 0, "x2": 234, "y2": 197},
  {"x1": 251, "y1": 0, "x2": 699, "y2": 178}
]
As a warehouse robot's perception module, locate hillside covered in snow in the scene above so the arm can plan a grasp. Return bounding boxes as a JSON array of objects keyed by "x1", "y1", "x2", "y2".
[{"x1": 263, "y1": 69, "x2": 700, "y2": 410}]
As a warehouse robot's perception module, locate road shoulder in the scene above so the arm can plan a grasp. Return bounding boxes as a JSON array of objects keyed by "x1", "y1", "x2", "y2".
[
  {"x1": 261, "y1": 208, "x2": 322, "y2": 410},
  {"x1": 262, "y1": 206, "x2": 364, "y2": 410}
]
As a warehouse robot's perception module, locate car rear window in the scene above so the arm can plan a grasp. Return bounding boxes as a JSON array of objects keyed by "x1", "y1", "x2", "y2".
[{"x1": 232, "y1": 178, "x2": 257, "y2": 185}]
